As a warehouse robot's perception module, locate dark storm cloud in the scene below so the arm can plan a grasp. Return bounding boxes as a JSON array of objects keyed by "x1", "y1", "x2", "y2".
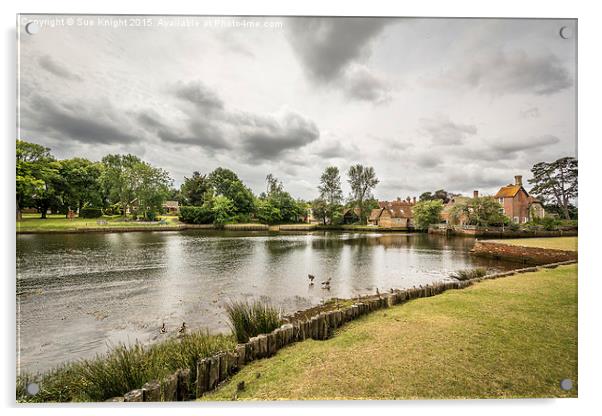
[
  {"x1": 420, "y1": 116, "x2": 477, "y2": 145},
  {"x1": 428, "y1": 50, "x2": 573, "y2": 96},
  {"x1": 239, "y1": 111, "x2": 320, "y2": 161},
  {"x1": 27, "y1": 96, "x2": 139, "y2": 144},
  {"x1": 174, "y1": 80, "x2": 224, "y2": 111},
  {"x1": 343, "y1": 65, "x2": 391, "y2": 103},
  {"x1": 38, "y1": 55, "x2": 82, "y2": 81},
  {"x1": 489, "y1": 134, "x2": 560, "y2": 153},
  {"x1": 287, "y1": 17, "x2": 391, "y2": 82}
]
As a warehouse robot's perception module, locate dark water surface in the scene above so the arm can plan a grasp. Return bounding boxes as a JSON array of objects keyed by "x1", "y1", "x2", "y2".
[{"x1": 17, "y1": 231, "x2": 516, "y2": 373}]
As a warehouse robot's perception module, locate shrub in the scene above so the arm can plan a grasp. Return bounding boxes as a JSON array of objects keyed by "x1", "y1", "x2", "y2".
[
  {"x1": 225, "y1": 300, "x2": 282, "y2": 343},
  {"x1": 179, "y1": 206, "x2": 214, "y2": 224},
  {"x1": 451, "y1": 268, "x2": 487, "y2": 281},
  {"x1": 78, "y1": 207, "x2": 103, "y2": 218},
  {"x1": 17, "y1": 330, "x2": 235, "y2": 403}
]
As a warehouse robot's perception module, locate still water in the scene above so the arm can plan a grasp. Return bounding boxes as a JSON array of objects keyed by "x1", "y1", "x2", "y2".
[{"x1": 17, "y1": 231, "x2": 514, "y2": 374}]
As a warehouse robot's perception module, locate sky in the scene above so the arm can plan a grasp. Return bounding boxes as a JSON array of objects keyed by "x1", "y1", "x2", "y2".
[{"x1": 18, "y1": 15, "x2": 577, "y2": 201}]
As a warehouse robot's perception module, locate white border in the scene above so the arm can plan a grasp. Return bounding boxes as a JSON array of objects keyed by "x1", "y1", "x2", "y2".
[{"x1": 2, "y1": 1, "x2": 600, "y2": 415}]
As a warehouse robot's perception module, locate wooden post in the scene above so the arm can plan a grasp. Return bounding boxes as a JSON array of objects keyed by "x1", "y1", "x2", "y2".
[
  {"x1": 235, "y1": 344, "x2": 246, "y2": 367},
  {"x1": 208, "y1": 355, "x2": 220, "y2": 390},
  {"x1": 142, "y1": 380, "x2": 161, "y2": 402},
  {"x1": 124, "y1": 389, "x2": 143, "y2": 402},
  {"x1": 257, "y1": 334, "x2": 268, "y2": 358},
  {"x1": 196, "y1": 359, "x2": 210, "y2": 398},
  {"x1": 161, "y1": 372, "x2": 178, "y2": 401},
  {"x1": 177, "y1": 368, "x2": 191, "y2": 401},
  {"x1": 218, "y1": 352, "x2": 228, "y2": 382},
  {"x1": 267, "y1": 330, "x2": 278, "y2": 356}
]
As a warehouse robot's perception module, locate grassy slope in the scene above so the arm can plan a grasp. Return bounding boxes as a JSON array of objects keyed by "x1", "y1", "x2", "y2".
[
  {"x1": 16, "y1": 214, "x2": 181, "y2": 232},
  {"x1": 203, "y1": 264, "x2": 578, "y2": 400},
  {"x1": 491, "y1": 237, "x2": 577, "y2": 252}
]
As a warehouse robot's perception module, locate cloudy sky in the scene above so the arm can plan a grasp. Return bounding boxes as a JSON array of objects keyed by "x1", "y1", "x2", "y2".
[{"x1": 18, "y1": 16, "x2": 577, "y2": 200}]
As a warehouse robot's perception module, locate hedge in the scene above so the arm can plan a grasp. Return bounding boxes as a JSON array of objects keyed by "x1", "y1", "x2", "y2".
[
  {"x1": 179, "y1": 206, "x2": 214, "y2": 224},
  {"x1": 79, "y1": 207, "x2": 103, "y2": 218}
]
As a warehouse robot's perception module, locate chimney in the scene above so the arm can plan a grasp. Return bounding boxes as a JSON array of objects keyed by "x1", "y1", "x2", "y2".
[
  {"x1": 514, "y1": 175, "x2": 522, "y2": 186},
  {"x1": 412, "y1": 196, "x2": 416, "y2": 204},
  {"x1": 473, "y1": 190, "x2": 479, "y2": 198}
]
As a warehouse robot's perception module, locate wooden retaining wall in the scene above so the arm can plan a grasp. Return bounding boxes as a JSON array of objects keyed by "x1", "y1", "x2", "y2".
[{"x1": 109, "y1": 259, "x2": 577, "y2": 402}]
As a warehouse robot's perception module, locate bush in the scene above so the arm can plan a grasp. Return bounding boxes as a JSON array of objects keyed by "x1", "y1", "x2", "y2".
[
  {"x1": 78, "y1": 207, "x2": 103, "y2": 218},
  {"x1": 451, "y1": 268, "x2": 487, "y2": 281},
  {"x1": 179, "y1": 206, "x2": 214, "y2": 224},
  {"x1": 17, "y1": 330, "x2": 235, "y2": 402},
  {"x1": 225, "y1": 300, "x2": 282, "y2": 343}
]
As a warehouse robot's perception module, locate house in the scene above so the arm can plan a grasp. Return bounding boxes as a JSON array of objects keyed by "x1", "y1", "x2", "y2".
[
  {"x1": 342, "y1": 207, "x2": 361, "y2": 224},
  {"x1": 368, "y1": 197, "x2": 416, "y2": 228},
  {"x1": 494, "y1": 175, "x2": 544, "y2": 223},
  {"x1": 441, "y1": 192, "x2": 477, "y2": 225},
  {"x1": 162, "y1": 200, "x2": 180, "y2": 215}
]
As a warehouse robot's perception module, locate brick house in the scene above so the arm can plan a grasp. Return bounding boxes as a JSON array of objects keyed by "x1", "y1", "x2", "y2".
[
  {"x1": 162, "y1": 200, "x2": 180, "y2": 214},
  {"x1": 494, "y1": 175, "x2": 544, "y2": 223},
  {"x1": 368, "y1": 197, "x2": 415, "y2": 228},
  {"x1": 441, "y1": 193, "x2": 476, "y2": 225}
]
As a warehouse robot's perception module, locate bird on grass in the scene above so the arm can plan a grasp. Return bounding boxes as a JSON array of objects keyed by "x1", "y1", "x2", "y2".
[
  {"x1": 178, "y1": 322, "x2": 186, "y2": 334},
  {"x1": 160, "y1": 322, "x2": 166, "y2": 334},
  {"x1": 308, "y1": 274, "x2": 315, "y2": 285}
]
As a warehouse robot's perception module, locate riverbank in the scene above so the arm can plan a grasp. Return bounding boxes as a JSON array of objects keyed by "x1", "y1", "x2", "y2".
[
  {"x1": 471, "y1": 237, "x2": 577, "y2": 265},
  {"x1": 202, "y1": 263, "x2": 577, "y2": 400},
  {"x1": 16, "y1": 215, "x2": 416, "y2": 234}
]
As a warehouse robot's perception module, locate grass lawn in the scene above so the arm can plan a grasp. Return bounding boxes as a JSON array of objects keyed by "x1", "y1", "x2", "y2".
[
  {"x1": 202, "y1": 264, "x2": 578, "y2": 400},
  {"x1": 16, "y1": 213, "x2": 182, "y2": 232},
  {"x1": 491, "y1": 237, "x2": 577, "y2": 252}
]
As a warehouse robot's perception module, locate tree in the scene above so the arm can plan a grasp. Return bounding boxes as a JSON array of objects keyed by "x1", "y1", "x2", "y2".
[
  {"x1": 57, "y1": 158, "x2": 103, "y2": 215},
  {"x1": 419, "y1": 189, "x2": 454, "y2": 203},
  {"x1": 311, "y1": 198, "x2": 328, "y2": 225},
  {"x1": 256, "y1": 174, "x2": 306, "y2": 224},
  {"x1": 211, "y1": 195, "x2": 236, "y2": 226},
  {"x1": 265, "y1": 173, "x2": 283, "y2": 196},
  {"x1": 99, "y1": 154, "x2": 172, "y2": 219},
  {"x1": 528, "y1": 157, "x2": 578, "y2": 220},
  {"x1": 347, "y1": 164, "x2": 379, "y2": 223},
  {"x1": 16, "y1": 140, "x2": 61, "y2": 219},
  {"x1": 180, "y1": 171, "x2": 209, "y2": 206},
  {"x1": 318, "y1": 166, "x2": 343, "y2": 224},
  {"x1": 208, "y1": 168, "x2": 255, "y2": 215},
  {"x1": 412, "y1": 200, "x2": 444, "y2": 229},
  {"x1": 450, "y1": 196, "x2": 507, "y2": 226}
]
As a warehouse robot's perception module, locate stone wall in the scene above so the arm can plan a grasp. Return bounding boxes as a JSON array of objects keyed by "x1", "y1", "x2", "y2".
[
  {"x1": 110, "y1": 259, "x2": 577, "y2": 402},
  {"x1": 471, "y1": 240, "x2": 577, "y2": 265},
  {"x1": 428, "y1": 224, "x2": 578, "y2": 239}
]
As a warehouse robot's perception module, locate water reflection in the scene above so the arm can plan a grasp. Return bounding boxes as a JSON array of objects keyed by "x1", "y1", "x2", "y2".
[{"x1": 16, "y1": 231, "x2": 515, "y2": 374}]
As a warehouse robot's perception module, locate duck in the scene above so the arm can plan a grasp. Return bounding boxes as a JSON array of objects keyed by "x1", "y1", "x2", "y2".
[
  {"x1": 160, "y1": 322, "x2": 166, "y2": 334},
  {"x1": 178, "y1": 322, "x2": 186, "y2": 334},
  {"x1": 308, "y1": 274, "x2": 315, "y2": 285}
]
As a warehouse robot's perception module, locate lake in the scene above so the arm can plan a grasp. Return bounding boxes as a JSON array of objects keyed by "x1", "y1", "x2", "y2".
[{"x1": 16, "y1": 231, "x2": 515, "y2": 374}]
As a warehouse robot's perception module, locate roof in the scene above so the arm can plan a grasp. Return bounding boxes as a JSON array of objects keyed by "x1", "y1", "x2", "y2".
[
  {"x1": 494, "y1": 185, "x2": 524, "y2": 198},
  {"x1": 386, "y1": 206, "x2": 413, "y2": 219},
  {"x1": 163, "y1": 200, "x2": 179, "y2": 208},
  {"x1": 343, "y1": 207, "x2": 361, "y2": 217},
  {"x1": 369, "y1": 208, "x2": 383, "y2": 221}
]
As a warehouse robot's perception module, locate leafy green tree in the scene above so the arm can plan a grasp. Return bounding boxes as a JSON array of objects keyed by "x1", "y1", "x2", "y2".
[
  {"x1": 318, "y1": 166, "x2": 343, "y2": 224},
  {"x1": 419, "y1": 189, "x2": 454, "y2": 203},
  {"x1": 450, "y1": 196, "x2": 507, "y2": 226},
  {"x1": 528, "y1": 157, "x2": 578, "y2": 220},
  {"x1": 211, "y1": 195, "x2": 236, "y2": 226},
  {"x1": 311, "y1": 198, "x2": 328, "y2": 225},
  {"x1": 255, "y1": 174, "x2": 306, "y2": 224},
  {"x1": 57, "y1": 158, "x2": 103, "y2": 215},
  {"x1": 412, "y1": 200, "x2": 444, "y2": 229},
  {"x1": 255, "y1": 198, "x2": 281, "y2": 224},
  {"x1": 208, "y1": 168, "x2": 255, "y2": 215},
  {"x1": 16, "y1": 140, "x2": 61, "y2": 219},
  {"x1": 180, "y1": 171, "x2": 209, "y2": 206},
  {"x1": 347, "y1": 164, "x2": 379, "y2": 224},
  {"x1": 99, "y1": 154, "x2": 172, "y2": 219}
]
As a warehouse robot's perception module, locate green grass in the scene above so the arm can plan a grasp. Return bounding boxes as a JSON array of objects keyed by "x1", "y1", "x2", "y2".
[
  {"x1": 16, "y1": 214, "x2": 182, "y2": 232},
  {"x1": 17, "y1": 330, "x2": 236, "y2": 402},
  {"x1": 451, "y1": 267, "x2": 487, "y2": 281},
  {"x1": 225, "y1": 300, "x2": 283, "y2": 343},
  {"x1": 492, "y1": 237, "x2": 577, "y2": 252},
  {"x1": 202, "y1": 264, "x2": 578, "y2": 400}
]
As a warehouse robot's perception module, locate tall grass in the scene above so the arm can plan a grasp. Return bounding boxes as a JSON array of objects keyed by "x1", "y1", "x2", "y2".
[
  {"x1": 451, "y1": 268, "x2": 488, "y2": 281},
  {"x1": 225, "y1": 300, "x2": 283, "y2": 343},
  {"x1": 17, "y1": 330, "x2": 236, "y2": 403}
]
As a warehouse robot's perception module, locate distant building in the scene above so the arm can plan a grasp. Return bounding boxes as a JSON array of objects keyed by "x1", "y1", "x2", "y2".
[
  {"x1": 162, "y1": 200, "x2": 180, "y2": 215},
  {"x1": 368, "y1": 197, "x2": 416, "y2": 228},
  {"x1": 342, "y1": 207, "x2": 361, "y2": 224},
  {"x1": 494, "y1": 175, "x2": 544, "y2": 223},
  {"x1": 441, "y1": 191, "x2": 478, "y2": 225}
]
